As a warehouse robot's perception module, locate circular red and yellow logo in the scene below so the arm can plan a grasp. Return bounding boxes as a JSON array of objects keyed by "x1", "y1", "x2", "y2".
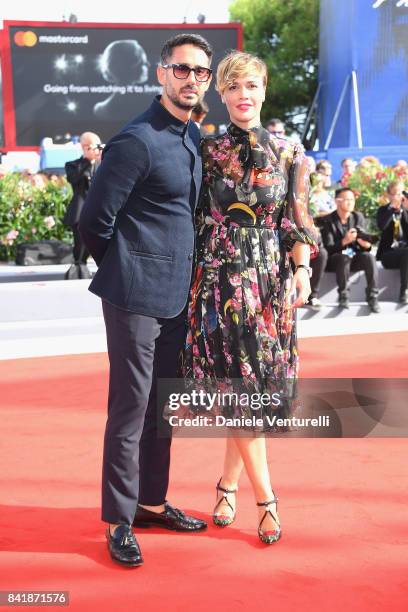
[{"x1": 14, "y1": 31, "x2": 38, "y2": 47}]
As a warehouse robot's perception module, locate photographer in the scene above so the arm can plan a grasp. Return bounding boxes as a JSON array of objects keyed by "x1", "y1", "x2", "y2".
[
  {"x1": 63, "y1": 132, "x2": 103, "y2": 279},
  {"x1": 377, "y1": 181, "x2": 408, "y2": 305},
  {"x1": 321, "y1": 187, "x2": 380, "y2": 312}
]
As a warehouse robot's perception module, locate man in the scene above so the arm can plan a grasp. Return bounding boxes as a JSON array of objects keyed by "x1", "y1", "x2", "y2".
[
  {"x1": 338, "y1": 157, "x2": 356, "y2": 185},
  {"x1": 266, "y1": 117, "x2": 285, "y2": 137},
  {"x1": 79, "y1": 34, "x2": 213, "y2": 567},
  {"x1": 63, "y1": 132, "x2": 102, "y2": 279},
  {"x1": 377, "y1": 181, "x2": 408, "y2": 304},
  {"x1": 321, "y1": 187, "x2": 380, "y2": 312}
]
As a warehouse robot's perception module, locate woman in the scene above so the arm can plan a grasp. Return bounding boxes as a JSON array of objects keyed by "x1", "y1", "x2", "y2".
[
  {"x1": 183, "y1": 52, "x2": 317, "y2": 544},
  {"x1": 315, "y1": 160, "x2": 333, "y2": 189},
  {"x1": 309, "y1": 172, "x2": 336, "y2": 216}
]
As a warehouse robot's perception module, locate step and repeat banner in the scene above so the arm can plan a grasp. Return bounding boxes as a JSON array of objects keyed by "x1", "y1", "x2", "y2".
[
  {"x1": 1, "y1": 22, "x2": 241, "y2": 148},
  {"x1": 319, "y1": 0, "x2": 408, "y2": 148}
]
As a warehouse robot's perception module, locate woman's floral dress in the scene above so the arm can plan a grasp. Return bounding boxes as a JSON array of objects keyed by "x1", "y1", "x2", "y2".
[{"x1": 183, "y1": 123, "x2": 318, "y2": 429}]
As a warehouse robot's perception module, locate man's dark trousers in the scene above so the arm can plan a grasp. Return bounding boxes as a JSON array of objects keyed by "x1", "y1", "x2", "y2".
[
  {"x1": 380, "y1": 247, "x2": 408, "y2": 293},
  {"x1": 78, "y1": 97, "x2": 202, "y2": 525},
  {"x1": 310, "y1": 246, "x2": 328, "y2": 298},
  {"x1": 326, "y1": 251, "x2": 379, "y2": 295},
  {"x1": 101, "y1": 300, "x2": 186, "y2": 525},
  {"x1": 72, "y1": 224, "x2": 90, "y2": 265}
]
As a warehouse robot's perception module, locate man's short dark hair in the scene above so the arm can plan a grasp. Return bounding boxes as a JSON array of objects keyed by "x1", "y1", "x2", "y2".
[
  {"x1": 316, "y1": 160, "x2": 331, "y2": 171},
  {"x1": 266, "y1": 118, "x2": 284, "y2": 128},
  {"x1": 160, "y1": 34, "x2": 213, "y2": 64},
  {"x1": 335, "y1": 186, "x2": 354, "y2": 199}
]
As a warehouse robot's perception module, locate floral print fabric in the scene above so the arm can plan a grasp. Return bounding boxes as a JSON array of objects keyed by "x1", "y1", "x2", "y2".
[{"x1": 183, "y1": 123, "x2": 318, "y2": 429}]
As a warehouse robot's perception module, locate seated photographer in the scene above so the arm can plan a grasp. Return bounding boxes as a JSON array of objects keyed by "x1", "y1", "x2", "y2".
[
  {"x1": 63, "y1": 132, "x2": 103, "y2": 279},
  {"x1": 377, "y1": 181, "x2": 408, "y2": 305},
  {"x1": 321, "y1": 187, "x2": 380, "y2": 313}
]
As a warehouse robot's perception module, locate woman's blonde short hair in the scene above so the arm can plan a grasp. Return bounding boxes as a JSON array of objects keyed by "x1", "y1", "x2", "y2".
[{"x1": 216, "y1": 51, "x2": 267, "y2": 94}]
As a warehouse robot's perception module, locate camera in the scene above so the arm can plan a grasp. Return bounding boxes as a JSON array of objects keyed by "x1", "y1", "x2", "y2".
[
  {"x1": 355, "y1": 226, "x2": 379, "y2": 244},
  {"x1": 88, "y1": 143, "x2": 104, "y2": 151}
]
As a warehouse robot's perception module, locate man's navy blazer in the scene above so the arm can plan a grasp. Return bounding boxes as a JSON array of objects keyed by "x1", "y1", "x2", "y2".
[{"x1": 79, "y1": 97, "x2": 202, "y2": 318}]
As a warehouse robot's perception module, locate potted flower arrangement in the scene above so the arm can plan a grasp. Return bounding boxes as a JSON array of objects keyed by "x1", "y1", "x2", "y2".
[
  {"x1": 0, "y1": 172, "x2": 73, "y2": 261},
  {"x1": 344, "y1": 158, "x2": 407, "y2": 230}
]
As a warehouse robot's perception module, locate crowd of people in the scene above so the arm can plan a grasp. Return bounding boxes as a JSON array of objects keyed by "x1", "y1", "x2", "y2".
[
  {"x1": 304, "y1": 153, "x2": 408, "y2": 310},
  {"x1": 1, "y1": 122, "x2": 407, "y2": 311},
  {"x1": 57, "y1": 115, "x2": 407, "y2": 312},
  {"x1": 187, "y1": 114, "x2": 408, "y2": 313}
]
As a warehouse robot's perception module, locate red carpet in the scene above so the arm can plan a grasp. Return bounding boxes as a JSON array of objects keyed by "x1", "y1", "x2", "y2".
[{"x1": 0, "y1": 332, "x2": 407, "y2": 611}]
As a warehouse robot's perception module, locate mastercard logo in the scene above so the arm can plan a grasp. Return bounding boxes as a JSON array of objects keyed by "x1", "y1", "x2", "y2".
[{"x1": 14, "y1": 31, "x2": 38, "y2": 47}]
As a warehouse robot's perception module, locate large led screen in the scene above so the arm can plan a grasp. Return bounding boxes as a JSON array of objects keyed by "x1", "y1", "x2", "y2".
[{"x1": 3, "y1": 23, "x2": 241, "y2": 147}]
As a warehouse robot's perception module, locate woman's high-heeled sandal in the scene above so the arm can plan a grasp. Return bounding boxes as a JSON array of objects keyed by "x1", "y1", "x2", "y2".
[
  {"x1": 213, "y1": 478, "x2": 238, "y2": 527},
  {"x1": 257, "y1": 497, "x2": 281, "y2": 544}
]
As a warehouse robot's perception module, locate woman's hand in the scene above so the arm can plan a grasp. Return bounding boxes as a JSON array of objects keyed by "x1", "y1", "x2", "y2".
[{"x1": 286, "y1": 267, "x2": 311, "y2": 309}]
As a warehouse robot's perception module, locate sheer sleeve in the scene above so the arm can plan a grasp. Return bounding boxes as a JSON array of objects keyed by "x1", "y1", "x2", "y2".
[
  {"x1": 194, "y1": 138, "x2": 215, "y2": 259},
  {"x1": 195, "y1": 137, "x2": 214, "y2": 232},
  {"x1": 279, "y1": 143, "x2": 319, "y2": 258}
]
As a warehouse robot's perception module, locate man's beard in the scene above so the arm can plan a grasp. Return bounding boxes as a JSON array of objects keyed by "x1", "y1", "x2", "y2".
[{"x1": 166, "y1": 84, "x2": 200, "y2": 110}]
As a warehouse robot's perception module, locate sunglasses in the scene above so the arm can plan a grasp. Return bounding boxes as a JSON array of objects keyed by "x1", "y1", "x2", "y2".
[{"x1": 162, "y1": 63, "x2": 212, "y2": 82}]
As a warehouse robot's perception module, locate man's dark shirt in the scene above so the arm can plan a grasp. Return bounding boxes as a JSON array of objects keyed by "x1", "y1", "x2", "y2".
[{"x1": 321, "y1": 209, "x2": 371, "y2": 256}]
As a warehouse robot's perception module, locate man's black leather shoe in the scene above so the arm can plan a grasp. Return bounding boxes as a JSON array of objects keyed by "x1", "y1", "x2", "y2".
[
  {"x1": 368, "y1": 296, "x2": 381, "y2": 313},
  {"x1": 399, "y1": 290, "x2": 408, "y2": 305},
  {"x1": 106, "y1": 524, "x2": 143, "y2": 567},
  {"x1": 133, "y1": 502, "x2": 207, "y2": 532},
  {"x1": 338, "y1": 293, "x2": 349, "y2": 309}
]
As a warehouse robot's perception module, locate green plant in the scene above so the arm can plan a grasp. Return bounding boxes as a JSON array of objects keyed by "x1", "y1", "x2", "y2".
[
  {"x1": 345, "y1": 161, "x2": 407, "y2": 230},
  {"x1": 230, "y1": 0, "x2": 319, "y2": 134},
  {"x1": 0, "y1": 172, "x2": 73, "y2": 261}
]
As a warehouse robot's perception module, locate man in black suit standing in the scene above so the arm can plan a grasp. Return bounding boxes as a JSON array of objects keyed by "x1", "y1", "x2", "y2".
[
  {"x1": 63, "y1": 132, "x2": 102, "y2": 279},
  {"x1": 321, "y1": 187, "x2": 380, "y2": 312},
  {"x1": 79, "y1": 34, "x2": 213, "y2": 567}
]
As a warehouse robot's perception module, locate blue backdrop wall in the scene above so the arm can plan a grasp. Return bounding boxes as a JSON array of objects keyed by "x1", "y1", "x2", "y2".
[{"x1": 319, "y1": 0, "x2": 408, "y2": 149}]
